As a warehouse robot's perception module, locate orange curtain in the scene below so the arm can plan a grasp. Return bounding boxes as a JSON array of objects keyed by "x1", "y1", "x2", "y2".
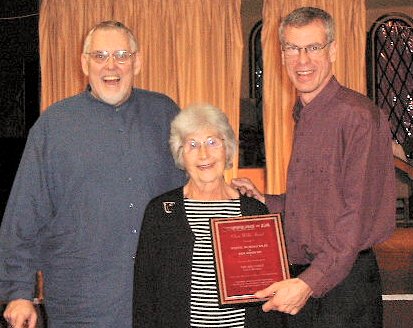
[
  {"x1": 39, "y1": 0, "x2": 243, "y2": 181},
  {"x1": 262, "y1": 0, "x2": 366, "y2": 194},
  {"x1": 39, "y1": 0, "x2": 114, "y2": 110}
]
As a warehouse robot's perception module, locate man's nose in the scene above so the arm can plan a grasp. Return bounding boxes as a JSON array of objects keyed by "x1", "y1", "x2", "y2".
[
  {"x1": 297, "y1": 48, "x2": 310, "y2": 64},
  {"x1": 105, "y1": 55, "x2": 117, "y2": 68}
]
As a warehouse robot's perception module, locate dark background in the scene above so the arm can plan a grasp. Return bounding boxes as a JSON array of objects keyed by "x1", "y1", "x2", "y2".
[{"x1": 0, "y1": 0, "x2": 40, "y2": 222}]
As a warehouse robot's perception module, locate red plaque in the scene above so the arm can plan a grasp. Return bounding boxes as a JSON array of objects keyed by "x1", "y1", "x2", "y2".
[{"x1": 211, "y1": 214, "x2": 289, "y2": 305}]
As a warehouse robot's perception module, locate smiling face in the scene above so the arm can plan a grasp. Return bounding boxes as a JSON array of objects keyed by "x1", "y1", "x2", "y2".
[
  {"x1": 282, "y1": 20, "x2": 336, "y2": 105},
  {"x1": 182, "y1": 127, "x2": 227, "y2": 187},
  {"x1": 81, "y1": 29, "x2": 141, "y2": 106}
]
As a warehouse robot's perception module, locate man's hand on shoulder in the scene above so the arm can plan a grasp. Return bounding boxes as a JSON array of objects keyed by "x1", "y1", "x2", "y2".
[
  {"x1": 4, "y1": 299, "x2": 37, "y2": 328},
  {"x1": 231, "y1": 178, "x2": 265, "y2": 204},
  {"x1": 255, "y1": 278, "x2": 313, "y2": 315}
]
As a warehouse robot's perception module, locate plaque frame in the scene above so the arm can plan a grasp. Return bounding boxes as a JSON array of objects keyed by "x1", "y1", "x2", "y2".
[{"x1": 210, "y1": 213, "x2": 289, "y2": 305}]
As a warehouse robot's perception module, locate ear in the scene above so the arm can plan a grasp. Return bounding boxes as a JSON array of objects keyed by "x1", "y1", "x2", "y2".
[
  {"x1": 81, "y1": 53, "x2": 89, "y2": 76},
  {"x1": 328, "y1": 40, "x2": 337, "y2": 63},
  {"x1": 133, "y1": 52, "x2": 142, "y2": 76}
]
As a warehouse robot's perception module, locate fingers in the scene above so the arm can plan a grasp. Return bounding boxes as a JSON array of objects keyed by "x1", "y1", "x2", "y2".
[
  {"x1": 269, "y1": 302, "x2": 301, "y2": 315},
  {"x1": 14, "y1": 316, "x2": 26, "y2": 328},
  {"x1": 6, "y1": 318, "x2": 36, "y2": 328},
  {"x1": 231, "y1": 179, "x2": 248, "y2": 194},
  {"x1": 231, "y1": 178, "x2": 265, "y2": 203},
  {"x1": 261, "y1": 294, "x2": 279, "y2": 313},
  {"x1": 236, "y1": 185, "x2": 248, "y2": 195},
  {"x1": 260, "y1": 293, "x2": 303, "y2": 314},
  {"x1": 4, "y1": 315, "x2": 26, "y2": 328},
  {"x1": 4, "y1": 300, "x2": 37, "y2": 328},
  {"x1": 254, "y1": 279, "x2": 312, "y2": 315},
  {"x1": 27, "y1": 315, "x2": 37, "y2": 328},
  {"x1": 254, "y1": 284, "x2": 275, "y2": 299},
  {"x1": 231, "y1": 177, "x2": 252, "y2": 185},
  {"x1": 254, "y1": 284, "x2": 279, "y2": 313},
  {"x1": 231, "y1": 178, "x2": 254, "y2": 191}
]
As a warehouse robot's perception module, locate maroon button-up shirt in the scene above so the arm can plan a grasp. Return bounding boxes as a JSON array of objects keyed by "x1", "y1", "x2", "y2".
[{"x1": 265, "y1": 77, "x2": 396, "y2": 297}]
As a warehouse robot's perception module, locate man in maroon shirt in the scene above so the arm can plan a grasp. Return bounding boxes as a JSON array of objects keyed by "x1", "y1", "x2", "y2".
[{"x1": 232, "y1": 7, "x2": 395, "y2": 328}]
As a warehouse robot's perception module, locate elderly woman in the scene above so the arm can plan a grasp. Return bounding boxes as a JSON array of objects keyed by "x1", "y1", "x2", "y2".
[{"x1": 133, "y1": 104, "x2": 285, "y2": 328}]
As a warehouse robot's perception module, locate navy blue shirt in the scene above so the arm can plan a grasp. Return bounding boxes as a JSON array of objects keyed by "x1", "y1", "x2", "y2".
[{"x1": 0, "y1": 88, "x2": 185, "y2": 327}]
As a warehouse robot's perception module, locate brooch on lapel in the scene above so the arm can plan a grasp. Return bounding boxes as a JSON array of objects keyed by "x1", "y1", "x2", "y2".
[{"x1": 163, "y1": 202, "x2": 175, "y2": 214}]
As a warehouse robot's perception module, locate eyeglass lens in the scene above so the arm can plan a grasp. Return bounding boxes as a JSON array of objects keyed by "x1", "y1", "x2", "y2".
[
  {"x1": 185, "y1": 137, "x2": 223, "y2": 151},
  {"x1": 88, "y1": 50, "x2": 133, "y2": 64},
  {"x1": 283, "y1": 41, "x2": 332, "y2": 57}
]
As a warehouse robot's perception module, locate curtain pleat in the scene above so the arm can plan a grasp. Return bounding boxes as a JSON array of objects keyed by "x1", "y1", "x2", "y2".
[
  {"x1": 39, "y1": 0, "x2": 243, "y2": 181},
  {"x1": 262, "y1": 0, "x2": 366, "y2": 194}
]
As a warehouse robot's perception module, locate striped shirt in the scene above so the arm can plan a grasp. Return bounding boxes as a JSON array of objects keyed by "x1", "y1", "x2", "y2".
[{"x1": 185, "y1": 198, "x2": 245, "y2": 328}]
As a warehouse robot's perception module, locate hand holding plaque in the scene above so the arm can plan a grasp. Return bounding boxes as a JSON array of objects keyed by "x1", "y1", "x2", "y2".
[{"x1": 211, "y1": 213, "x2": 289, "y2": 305}]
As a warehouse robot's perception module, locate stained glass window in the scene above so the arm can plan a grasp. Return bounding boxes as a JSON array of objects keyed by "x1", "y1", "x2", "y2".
[{"x1": 368, "y1": 14, "x2": 413, "y2": 158}]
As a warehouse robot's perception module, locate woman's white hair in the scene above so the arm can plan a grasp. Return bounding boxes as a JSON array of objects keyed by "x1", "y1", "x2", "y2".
[{"x1": 170, "y1": 103, "x2": 237, "y2": 170}]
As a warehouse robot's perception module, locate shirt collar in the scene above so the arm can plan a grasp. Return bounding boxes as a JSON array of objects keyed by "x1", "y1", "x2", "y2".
[
  {"x1": 294, "y1": 76, "x2": 341, "y2": 121},
  {"x1": 84, "y1": 85, "x2": 135, "y2": 110}
]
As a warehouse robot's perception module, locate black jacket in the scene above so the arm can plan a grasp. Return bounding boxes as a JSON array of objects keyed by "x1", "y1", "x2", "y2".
[{"x1": 133, "y1": 187, "x2": 285, "y2": 328}]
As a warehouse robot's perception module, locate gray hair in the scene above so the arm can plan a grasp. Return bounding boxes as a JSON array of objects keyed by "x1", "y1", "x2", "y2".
[
  {"x1": 279, "y1": 7, "x2": 335, "y2": 44},
  {"x1": 170, "y1": 103, "x2": 237, "y2": 170},
  {"x1": 82, "y1": 20, "x2": 139, "y2": 54}
]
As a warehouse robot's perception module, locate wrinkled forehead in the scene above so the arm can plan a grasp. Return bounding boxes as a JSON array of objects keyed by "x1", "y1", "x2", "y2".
[
  {"x1": 184, "y1": 126, "x2": 220, "y2": 140},
  {"x1": 283, "y1": 21, "x2": 328, "y2": 44},
  {"x1": 90, "y1": 29, "x2": 131, "y2": 50},
  {"x1": 89, "y1": 28, "x2": 133, "y2": 51}
]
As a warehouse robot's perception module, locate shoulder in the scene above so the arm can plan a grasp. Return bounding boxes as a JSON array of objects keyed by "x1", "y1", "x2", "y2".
[
  {"x1": 130, "y1": 89, "x2": 181, "y2": 127},
  {"x1": 133, "y1": 88, "x2": 174, "y2": 101},
  {"x1": 28, "y1": 92, "x2": 88, "y2": 134},
  {"x1": 146, "y1": 187, "x2": 184, "y2": 209},
  {"x1": 240, "y1": 194, "x2": 269, "y2": 216},
  {"x1": 335, "y1": 85, "x2": 380, "y2": 119},
  {"x1": 142, "y1": 187, "x2": 184, "y2": 224},
  {"x1": 326, "y1": 84, "x2": 386, "y2": 130},
  {"x1": 36, "y1": 92, "x2": 92, "y2": 128},
  {"x1": 132, "y1": 88, "x2": 180, "y2": 112},
  {"x1": 337, "y1": 86, "x2": 374, "y2": 109},
  {"x1": 44, "y1": 92, "x2": 89, "y2": 114}
]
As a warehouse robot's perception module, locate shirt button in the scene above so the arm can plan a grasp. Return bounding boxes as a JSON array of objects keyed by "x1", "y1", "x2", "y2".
[
  {"x1": 127, "y1": 177, "x2": 132, "y2": 182},
  {"x1": 129, "y1": 203, "x2": 134, "y2": 208},
  {"x1": 132, "y1": 229, "x2": 138, "y2": 234}
]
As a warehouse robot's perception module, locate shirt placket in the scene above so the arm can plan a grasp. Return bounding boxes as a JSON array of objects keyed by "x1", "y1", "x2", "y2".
[{"x1": 114, "y1": 106, "x2": 140, "y2": 260}]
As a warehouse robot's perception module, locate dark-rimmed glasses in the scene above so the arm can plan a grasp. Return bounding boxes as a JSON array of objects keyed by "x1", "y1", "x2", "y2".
[{"x1": 282, "y1": 40, "x2": 333, "y2": 58}]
